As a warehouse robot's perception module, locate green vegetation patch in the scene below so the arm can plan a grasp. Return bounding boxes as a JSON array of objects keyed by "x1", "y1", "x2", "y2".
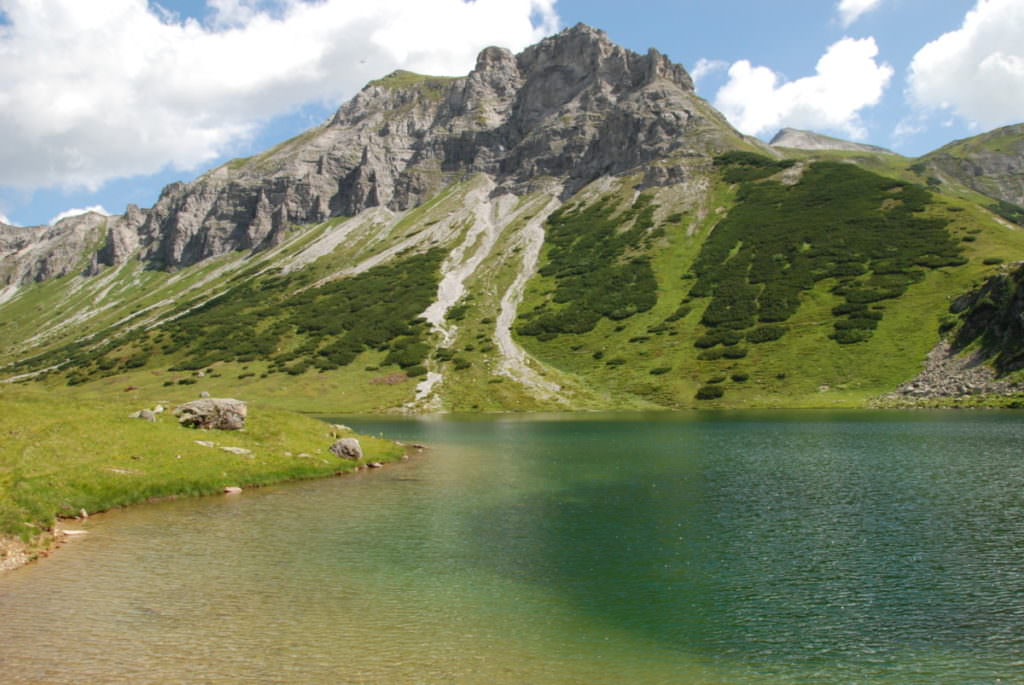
[
  {"x1": 713, "y1": 151, "x2": 796, "y2": 183},
  {"x1": 55, "y1": 250, "x2": 444, "y2": 384},
  {"x1": 368, "y1": 70, "x2": 458, "y2": 100},
  {"x1": 517, "y1": 194, "x2": 660, "y2": 339},
  {"x1": 0, "y1": 389, "x2": 403, "y2": 540},
  {"x1": 689, "y1": 157, "x2": 964, "y2": 345},
  {"x1": 990, "y1": 200, "x2": 1024, "y2": 227}
]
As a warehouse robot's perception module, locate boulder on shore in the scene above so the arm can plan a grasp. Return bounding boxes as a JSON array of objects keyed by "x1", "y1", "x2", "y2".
[
  {"x1": 330, "y1": 437, "x2": 363, "y2": 460},
  {"x1": 174, "y1": 398, "x2": 247, "y2": 430}
]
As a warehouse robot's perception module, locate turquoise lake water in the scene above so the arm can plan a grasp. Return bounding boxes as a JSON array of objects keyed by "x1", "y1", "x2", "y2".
[{"x1": 2, "y1": 411, "x2": 1023, "y2": 683}]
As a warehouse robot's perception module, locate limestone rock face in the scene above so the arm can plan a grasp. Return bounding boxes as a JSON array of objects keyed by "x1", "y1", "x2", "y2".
[
  {"x1": 0, "y1": 212, "x2": 109, "y2": 287},
  {"x1": 173, "y1": 398, "x2": 248, "y2": 430},
  {"x1": 920, "y1": 123, "x2": 1024, "y2": 207},
  {"x1": 2, "y1": 23, "x2": 747, "y2": 282}
]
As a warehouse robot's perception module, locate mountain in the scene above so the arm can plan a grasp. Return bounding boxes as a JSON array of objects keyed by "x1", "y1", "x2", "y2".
[
  {"x1": 6, "y1": 24, "x2": 756, "y2": 281},
  {"x1": 2, "y1": 25, "x2": 1023, "y2": 412},
  {"x1": 769, "y1": 128, "x2": 893, "y2": 154},
  {"x1": 917, "y1": 123, "x2": 1024, "y2": 208}
]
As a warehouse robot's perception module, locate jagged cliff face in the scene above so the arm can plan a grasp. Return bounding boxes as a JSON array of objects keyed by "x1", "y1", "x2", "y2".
[
  {"x1": 0, "y1": 24, "x2": 747, "y2": 282},
  {"x1": 920, "y1": 123, "x2": 1024, "y2": 207},
  {"x1": 0, "y1": 212, "x2": 109, "y2": 295}
]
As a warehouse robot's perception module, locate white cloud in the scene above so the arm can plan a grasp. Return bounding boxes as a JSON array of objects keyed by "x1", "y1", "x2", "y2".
[
  {"x1": 691, "y1": 58, "x2": 727, "y2": 88},
  {"x1": 0, "y1": 213, "x2": 12, "y2": 226},
  {"x1": 713, "y1": 37, "x2": 893, "y2": 140},
  {"x1": 891, "y1": 115, "x2": 926, "y2": 144},
  {"x1": 907, "y1": 0, "x2": 1024, "y2": 129},
  {"x1": 48, "y1": 205, "x2": 110, "y2": 226},
  {"x1": 0, "y1": 0, "x2": 559, "y2": 191},
  {"x1": 837, "y1": 0, "x2": 883, "y2": 27}
]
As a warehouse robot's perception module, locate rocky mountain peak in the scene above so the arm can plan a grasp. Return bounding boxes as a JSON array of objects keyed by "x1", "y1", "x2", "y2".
[
  {"x1": 1, "y1": 24, "x2": 732, "y2": 281},
  {"x1": 516, "y1": 23, "x2": 693, "y2": 95}
]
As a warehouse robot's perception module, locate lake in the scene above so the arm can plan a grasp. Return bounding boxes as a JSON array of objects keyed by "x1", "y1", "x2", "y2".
[{"x1": 2, "y1": 411, "x2": 1023, "y2": 683}]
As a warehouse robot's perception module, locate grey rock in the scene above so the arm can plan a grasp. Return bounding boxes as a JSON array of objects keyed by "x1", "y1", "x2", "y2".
[
  {"x1": 199, "y1": 390, "x2": 210, "y2": 398},
  {"x1": 919, "y1": 123, "x2": 1024, "y2": 207},
  {"x1": 0, "y1": 212, "x2": 109, "y2": 287},
  {"x1": 174, "y1": 398, "x2": 247, "y2": 430},
  {"x1": 1, "y1": 23, "x2": 757, "y2": 285},
  {"x1": 892, "y1": 341, "x2": 1024, "y2": 399},
  {"x1": 769, "y1": 128, "x2": 893, "y2": 154},
  {"x1": 138, "y1": 409, "x2": 157, "y2": 422},
  {"x1": 329, "y1": 437, "x2": 364, "y2": 460}
]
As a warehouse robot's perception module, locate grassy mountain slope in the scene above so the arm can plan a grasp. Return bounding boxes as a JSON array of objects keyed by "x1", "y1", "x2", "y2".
[{"x1": 4, "y1": 150, "x2": 1022, "y2": 412}]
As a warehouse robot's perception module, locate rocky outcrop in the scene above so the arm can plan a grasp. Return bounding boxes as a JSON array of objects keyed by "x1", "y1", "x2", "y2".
[
  {"x1": 2, "y1": 23, "x2": 751, "y2": 283},
  {"x1": 329, "y1": 438, "x2": 363, "y2": 460},
  {"x1": 890, "y1": 264, "x2": 1024, "y2": 400},
  {"x1": 769, "y1": 128, "x2": 893, "y2": 154},
  {"x1": 891, "y1": 341, "x2": 1024, "y2": 398},
  {"x1": 948, "y1": 264, "x2": 1024, "y2": 373},
  {"x1": 173, "y1": 398, "x2": 248, "y2": 430},
  {"x1": 918, "y1": 123, "x2": 1024, "y2": 207},
  {"x1": 0, "y1": 212, "x2": 108, "y2": 287}
]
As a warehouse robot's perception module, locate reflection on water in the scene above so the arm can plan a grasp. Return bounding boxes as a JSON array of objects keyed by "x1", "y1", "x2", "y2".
[{"x1": 2, "y1": 411, "x2": 1024, "y2": 683}]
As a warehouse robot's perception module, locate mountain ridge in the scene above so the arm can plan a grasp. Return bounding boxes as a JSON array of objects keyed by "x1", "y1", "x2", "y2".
[
  {"x1": 1, "y1": 24, "x2": 759, "y2": 285},
  {"x1": 2, "y1": 24, "x2": 1024, "y2": 412}
]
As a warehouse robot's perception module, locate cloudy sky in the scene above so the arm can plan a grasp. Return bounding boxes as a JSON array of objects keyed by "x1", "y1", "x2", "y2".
[{"x1": 1, "y1": 0, "x2": 1022, "y2": 227}]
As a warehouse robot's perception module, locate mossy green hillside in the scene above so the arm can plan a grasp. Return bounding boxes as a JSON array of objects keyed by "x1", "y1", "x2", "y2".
[
  {"x1": 368, "y1": 70, "x2": 458, "y2": 97},
  {"x1": 515, "y1": 155, "x2": 1024, "y2": 408},
  {"x1": 4, "y1": 153, "x2": 1024, "y2": 413},
  {"x1": 0, "y1": 386, "x2": 404, "y2": 541}
]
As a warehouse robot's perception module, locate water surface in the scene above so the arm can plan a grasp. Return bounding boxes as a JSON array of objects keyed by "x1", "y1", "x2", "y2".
[{"x1": 2, "y1": 410, "x2": 1023, "y2": 682}]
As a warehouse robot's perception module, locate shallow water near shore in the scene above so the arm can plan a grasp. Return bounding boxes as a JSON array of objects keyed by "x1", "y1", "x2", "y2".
[{"x1": 2, "y1": 410, "x2": 1024, "y2": 682}]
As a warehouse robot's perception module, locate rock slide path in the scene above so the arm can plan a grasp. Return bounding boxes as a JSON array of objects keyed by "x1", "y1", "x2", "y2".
[
  {"x1": 494, "y1": 196, "x2": 564, "y2": 400},
  {"x1": 405, "y1": 188, "x2": 564, "y2": 411}
]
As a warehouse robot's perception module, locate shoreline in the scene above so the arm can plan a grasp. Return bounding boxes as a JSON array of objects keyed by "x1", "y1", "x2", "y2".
[{"x1": 0, "y1": 441, "x2": 424, "y2": 575}]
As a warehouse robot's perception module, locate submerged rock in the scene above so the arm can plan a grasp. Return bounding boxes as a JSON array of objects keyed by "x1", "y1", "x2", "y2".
[{"x1": 174, "y1": 398, "x2": 247, "y2": 430}]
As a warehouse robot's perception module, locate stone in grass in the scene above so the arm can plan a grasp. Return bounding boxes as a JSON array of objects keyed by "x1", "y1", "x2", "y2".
[
  {"x1": 223, "y1": 486, "x2": 243, "y2": 495},
  {"x1": 174, "y1": 398, "x2": 247, "y2": 430},
  {"x1": 128, "y1": 409, "x2": 157, "y2": 422},
  {"x1": 330, "y1": 437, "x2": 363, "y2": 460}
]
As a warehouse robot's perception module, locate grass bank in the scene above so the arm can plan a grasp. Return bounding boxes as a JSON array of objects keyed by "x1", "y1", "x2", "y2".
[{"x1": 0, "y1": 386, "x2": 404, "y2": 569}]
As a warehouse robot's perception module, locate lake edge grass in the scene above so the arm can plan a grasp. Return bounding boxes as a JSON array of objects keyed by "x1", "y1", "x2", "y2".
[{"x1": 0, "y1": 387, "x2": 407, "y2": 572}]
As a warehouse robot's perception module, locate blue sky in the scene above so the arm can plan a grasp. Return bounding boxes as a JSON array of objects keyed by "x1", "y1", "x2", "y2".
[{"x1": 1, "y1": 0, "x2": 1021, "y2": 227}]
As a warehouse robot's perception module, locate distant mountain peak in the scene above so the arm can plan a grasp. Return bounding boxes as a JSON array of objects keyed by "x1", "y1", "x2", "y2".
[{"x1": 769, "y1": 128, "x2": 892, "y2": 154}]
